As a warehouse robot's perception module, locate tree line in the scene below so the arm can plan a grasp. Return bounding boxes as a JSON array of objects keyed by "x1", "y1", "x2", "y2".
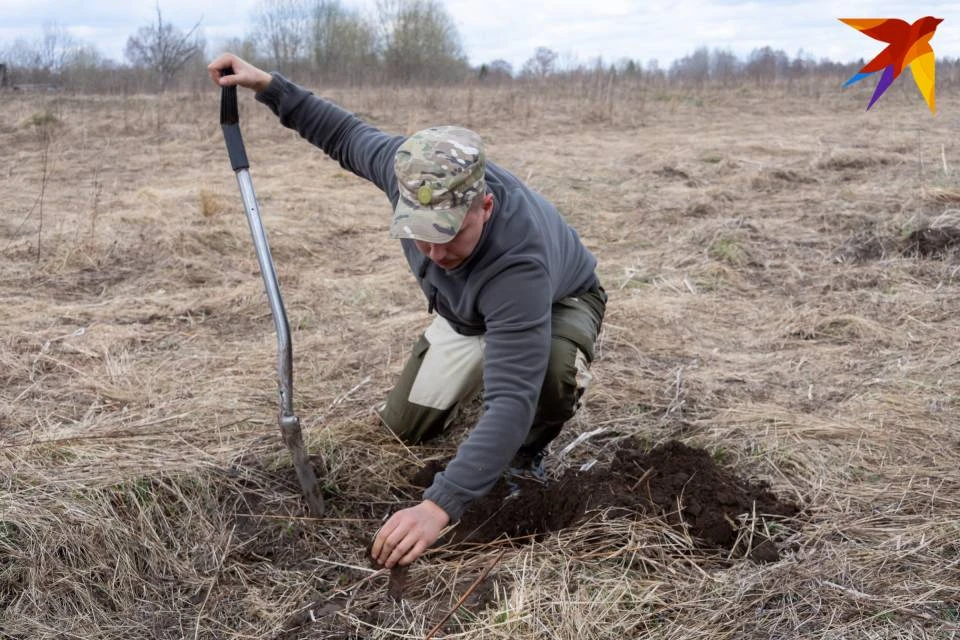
[{"x1": 3, "y1": 0, "x2": 960, "y2": 93}]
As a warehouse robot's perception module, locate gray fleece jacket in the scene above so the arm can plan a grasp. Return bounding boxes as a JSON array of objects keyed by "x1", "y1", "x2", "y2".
[{"x1": 256, "y1": 74, "x2": 598, "y2": 520}]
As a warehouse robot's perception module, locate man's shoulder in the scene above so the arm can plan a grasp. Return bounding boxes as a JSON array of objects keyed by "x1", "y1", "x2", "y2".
[{"x1": 485, "y1": 160, "x2": 522, "y2": 189}]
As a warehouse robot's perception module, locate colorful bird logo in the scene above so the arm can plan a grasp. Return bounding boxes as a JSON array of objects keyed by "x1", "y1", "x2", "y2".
[{"x1": 841, "y1": 17, "x2": 943, "y2": 113}]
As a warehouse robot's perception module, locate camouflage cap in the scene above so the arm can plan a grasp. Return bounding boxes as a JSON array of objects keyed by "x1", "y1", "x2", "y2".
[{"x1": 390, "y1": 126, "x2": 486, "y2": 244}]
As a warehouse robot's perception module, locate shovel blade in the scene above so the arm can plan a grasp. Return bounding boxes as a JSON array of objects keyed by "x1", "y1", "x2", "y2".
[{"x1": 281, "y1": 415, "x2": 326, "y2": 517}]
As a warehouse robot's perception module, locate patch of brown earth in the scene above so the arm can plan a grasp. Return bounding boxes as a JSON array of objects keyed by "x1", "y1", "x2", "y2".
[
  {"x1": 414, "y1": 439, "x2": 798, "y2": 560},
  {"x1": 904, "y1": 226, "x2": 960, "y2": 257}
]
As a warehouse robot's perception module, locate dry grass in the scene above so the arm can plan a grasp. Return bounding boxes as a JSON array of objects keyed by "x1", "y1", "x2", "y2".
[{"x1": 2, "y1": 81, "x2": 960, "y2": 639}]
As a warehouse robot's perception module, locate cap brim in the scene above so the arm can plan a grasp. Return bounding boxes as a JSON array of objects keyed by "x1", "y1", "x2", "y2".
[{"x1": 389, "y1": 199, "x2": 468, "y2": 244}]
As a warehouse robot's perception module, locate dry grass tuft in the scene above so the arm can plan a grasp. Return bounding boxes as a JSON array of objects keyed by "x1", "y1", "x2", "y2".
[
  {"x1": 2, "y1": 84, "x2": 960, "y2": 638},
  {"x1": 816, "y1": 152, "x2": 896, "y2": 171},
  {"x1": 198, "y1": 188, "x2": 229, "y2": 218},
  {"x1": 923, "y1": 187, "x2": 960, "y2": 205},
  {"x1": 18, "y1": 110, "x2": 60, "y2": 129}
]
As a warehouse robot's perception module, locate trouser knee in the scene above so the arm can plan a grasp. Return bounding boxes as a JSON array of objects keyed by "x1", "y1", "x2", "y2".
[
  {"x1": 377, "y1": 319, "x2": 483, "y2": 444},
  {"x1": 537, "y1": 336, "x2": 586, "y2": 424},
  {"x1": 524, "y1": 337, "x2": 594, "y2": 453}
]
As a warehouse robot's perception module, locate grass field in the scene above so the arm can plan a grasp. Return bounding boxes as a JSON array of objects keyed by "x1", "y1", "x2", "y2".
[{"x1": 2, "y1": 79, "x2": 960, "y2": 638}]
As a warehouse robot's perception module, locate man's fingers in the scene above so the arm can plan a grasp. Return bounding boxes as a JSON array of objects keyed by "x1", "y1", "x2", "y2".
[
  {"x1": 370, "y1": 521, "x2": 395, "y2": 562},
  {"x1": 398, "y1": 540, "x2": 429, "y2": 567},
  {"x1": 207, "y1": 53, "x2": 247, "y2": 87},
  {"x1": 384, "y1": 534, "x2": 416, "y2": 568},
  {"x1": 207, "y1": 54, "x2": 233, "y2": 77},
  {"x1": 214, "y1": 73, "x2": 240, "y2": 87},
  {"x1": 379, "y1": 524, "x2": 413, "y2": 565},
  {"x1": 384, "y1": 523, "x2": 410, "y2": 549},
  {"x1": 207, "y1": 53, "x2": 271, "y2": 92},
  {"x1": 371, "y1": 502, "x2": 447, "y2": 568},
  {"x1": 372, "y1": 519, "x2": 409, "y2": 565},
  {"x1": 207, "y1": 66, "x2": 223, "y2": 86}
]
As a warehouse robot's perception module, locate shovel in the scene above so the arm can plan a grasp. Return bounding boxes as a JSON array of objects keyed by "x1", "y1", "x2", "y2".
[{"x1": 219, "y1": 69, "x2": 325, "y2": 517}]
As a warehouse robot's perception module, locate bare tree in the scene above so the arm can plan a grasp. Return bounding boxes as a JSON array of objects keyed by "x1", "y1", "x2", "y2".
[
  {"x1": 0, "y1": 23, "x2": 78, "y2": 74},
  {"x1": 0, "y1": 24, "x2": 104, "y2": 88},
  {"x1": 787, "y1": 48, "x2": 815, "y2": 80},
  {"x1": 377, "y1": 0, "x2": 468, "y2": 83},
  {"x1": 520, "y1": 47, "x2": 558, "y2": 78},
  {"x1": 35, "y1": 22, "x2": 79, "y2": 73},
  {"x1": 488, "y1": 59, "x2": 513, "y2": 76},
  {"x1": 744, "y1": 46, "x2": 790, "y2": 85},
  {"x1": 0, "y1": 38, "x2": 37, "y2": 69},
  {"x1": 219, "y1": 36, "x2": 259, "y2": 63},
  {"x1": 478, "y1": 58, "x2": 512, "y2": 81},
  {"x1": 251, "y1": 0, "x2": 310, "y2": 71},
  {"x1": 125, "y1": 4, "x2": 204, "y2": 91},
  {"x1": 669, "y1": 47, "x2": 710, "y2": 86},
  {"x1": 310, "y1": 0, "x2": 378, "y2": 83}
]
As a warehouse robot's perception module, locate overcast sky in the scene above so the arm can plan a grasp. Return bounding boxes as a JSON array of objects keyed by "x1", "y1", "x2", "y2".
[{"x1": 2, "y1": 0, "x2": 960, "y2": 70}]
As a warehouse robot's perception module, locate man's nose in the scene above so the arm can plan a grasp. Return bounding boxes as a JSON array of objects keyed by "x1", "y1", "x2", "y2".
[{"x1": 428, "y1": 244, "x2": 446, "y2": 261}]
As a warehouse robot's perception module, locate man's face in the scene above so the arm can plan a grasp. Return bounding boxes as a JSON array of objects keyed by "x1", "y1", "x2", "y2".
[{"x1": 414, "y1": 194, "x2": 494, "y2": 270}]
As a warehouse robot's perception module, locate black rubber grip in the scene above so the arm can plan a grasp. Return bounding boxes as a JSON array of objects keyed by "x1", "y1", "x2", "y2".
[
  {"x1": 218, "y1": 67, "x2": 249, "y2": 170},
  {"x1": 219, "y1": 67, "x2": 238, "y2": 125},
  {"x1": 222, "y1": 124, "x2": 249, "y2": 171}
]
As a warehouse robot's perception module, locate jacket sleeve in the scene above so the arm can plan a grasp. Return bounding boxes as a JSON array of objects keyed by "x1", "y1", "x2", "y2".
[
  {"x1": 423, "y1": 262, "x2": 553, "y2": 521},
  {"x1": 255, "y1": 73, "x2": 404, "y2": 201}
]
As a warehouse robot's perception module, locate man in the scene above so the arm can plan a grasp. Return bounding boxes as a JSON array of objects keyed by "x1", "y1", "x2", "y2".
[{"x1": 208, "y1": 53, "x2": 606, "y2": 569}]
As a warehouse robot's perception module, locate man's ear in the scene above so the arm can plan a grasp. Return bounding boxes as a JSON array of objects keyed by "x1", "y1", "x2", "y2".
[{"x1": 482, "y1": 193, "x2": 494, "y2": 218}]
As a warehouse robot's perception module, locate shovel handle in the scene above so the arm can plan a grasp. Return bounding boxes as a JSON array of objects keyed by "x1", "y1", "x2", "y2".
[
  {"x1": 219, "y1": 67, "x2": 249, "y2": 170},
  {"x1": 219, "y1": 66, "x2": 238, "y2": 124}
]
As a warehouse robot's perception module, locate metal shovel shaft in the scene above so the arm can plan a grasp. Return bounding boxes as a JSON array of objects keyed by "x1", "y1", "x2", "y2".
[
  {"x1": 234, "y1": 168, "x2": 293, "y2": 412},
  {"x1": 235, "y1": 170, "x2": 326, "y2": 517},
  {"x1": 220, "y1": 76, "x2": 325, "y2": 517}
]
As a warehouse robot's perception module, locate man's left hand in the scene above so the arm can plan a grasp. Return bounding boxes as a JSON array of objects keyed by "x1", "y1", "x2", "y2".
[{"x1": 371, "y1": 500, "x2": 450, "y2": 568}]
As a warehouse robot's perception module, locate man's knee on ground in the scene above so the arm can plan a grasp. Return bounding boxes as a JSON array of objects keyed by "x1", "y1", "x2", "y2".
[{"x1": 377, "y1": 400, "x2": 453, "y2": 445}]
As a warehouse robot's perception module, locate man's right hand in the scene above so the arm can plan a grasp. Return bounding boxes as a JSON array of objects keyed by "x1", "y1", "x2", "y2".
[{"x1": 207, "y1": 53, "x2": 273, "y2": 94}]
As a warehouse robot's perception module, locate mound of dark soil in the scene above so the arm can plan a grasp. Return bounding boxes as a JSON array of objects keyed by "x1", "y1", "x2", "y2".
[
  {"x1": 839, "y1": 226, "x2": 960, "y2": 262},
  {"x1": 413, "y1": 439, "x2": 798, "y2": 562},
  {"x1": 904, "y1": 226, "x2": 960, "y2": 257}
]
